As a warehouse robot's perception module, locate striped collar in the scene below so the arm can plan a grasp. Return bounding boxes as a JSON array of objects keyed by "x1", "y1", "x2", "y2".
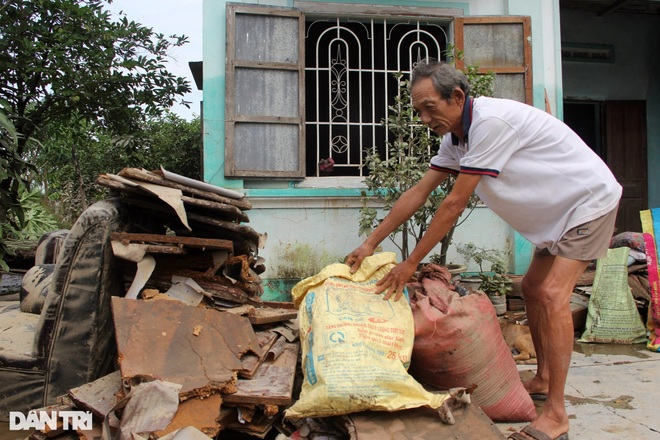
[{"x1": 451, "y1": 95, "x2": 473, "y2": 146}]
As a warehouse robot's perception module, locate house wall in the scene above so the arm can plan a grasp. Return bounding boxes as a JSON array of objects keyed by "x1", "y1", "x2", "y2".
[
  {"x1": 202, "y1": 0, "x2": 562, "y2": 277},
  {"x1": 560, "y1": 9, "x2": 660, "y2": 209}
]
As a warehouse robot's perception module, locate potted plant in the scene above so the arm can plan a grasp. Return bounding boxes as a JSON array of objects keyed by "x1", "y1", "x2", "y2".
[{"x1": 455, "y1": 243, "x2": 512, "y2": 315}]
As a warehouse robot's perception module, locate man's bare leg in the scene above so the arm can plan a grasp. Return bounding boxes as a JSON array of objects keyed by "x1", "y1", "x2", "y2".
[{"x1": 518, "y1": 254, "x2": 589, "y2": 439}]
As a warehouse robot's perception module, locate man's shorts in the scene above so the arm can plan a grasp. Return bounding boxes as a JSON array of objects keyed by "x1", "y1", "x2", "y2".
[{"x1": 534, "y1": 207, "x2": 619, "y2": 261}]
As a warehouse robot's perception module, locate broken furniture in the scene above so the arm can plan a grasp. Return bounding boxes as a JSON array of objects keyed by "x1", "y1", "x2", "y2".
[
  {"x1": 0, "y1": 199, "x2": 132, "y2": 421},
  {"x1": 96, "y1": 167, "x2": 267, "y2": 307}
]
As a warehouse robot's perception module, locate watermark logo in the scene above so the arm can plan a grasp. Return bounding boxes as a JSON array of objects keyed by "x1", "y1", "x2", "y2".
[{"x1": 9, "y1": 411, "x2": 93, "y2": 431}]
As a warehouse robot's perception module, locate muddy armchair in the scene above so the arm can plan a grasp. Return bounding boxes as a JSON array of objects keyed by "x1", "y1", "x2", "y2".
[{"x1": 0, "y1": 199, "x2": 131, "y2": 420}]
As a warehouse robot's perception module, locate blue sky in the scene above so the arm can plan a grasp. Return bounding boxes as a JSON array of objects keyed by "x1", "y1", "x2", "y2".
[{"x1": 105, "y1": 0, "x2": 203, "y2": 120}]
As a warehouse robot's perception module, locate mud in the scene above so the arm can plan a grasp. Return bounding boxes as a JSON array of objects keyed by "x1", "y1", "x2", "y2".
[
  {"x1": 564, "y1": 394, "x2": 635, "y2": 410},
  {"x1": 573, "y1": 341, "x2": 651, "y2": 359}
]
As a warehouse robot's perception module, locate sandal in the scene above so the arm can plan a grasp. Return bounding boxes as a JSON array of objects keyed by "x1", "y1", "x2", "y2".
[{"x1": 507, "y1": 425, "x2": 569, "y2": 440}]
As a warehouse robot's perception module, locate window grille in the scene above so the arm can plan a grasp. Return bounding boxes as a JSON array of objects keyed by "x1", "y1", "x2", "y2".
[{"x1": 304, "y1": 18, "x2": 449, "y2": 177}]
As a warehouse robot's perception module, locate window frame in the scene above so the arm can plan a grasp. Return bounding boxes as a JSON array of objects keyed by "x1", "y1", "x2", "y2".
[
  {"x1": 224, "y1": 4, "x2": 533, "y2": 180},
  {"x1": 225, "y1": 3, "x2": 306, "y2": 178}
]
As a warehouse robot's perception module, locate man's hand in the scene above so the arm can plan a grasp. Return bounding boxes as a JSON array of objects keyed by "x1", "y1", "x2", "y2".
[
  {"x1": 345, "y1": 243, "x2": 376, "y2": 274},
  {"x1": 375, "y1": 260, "x2": 417, "y2": 301}
]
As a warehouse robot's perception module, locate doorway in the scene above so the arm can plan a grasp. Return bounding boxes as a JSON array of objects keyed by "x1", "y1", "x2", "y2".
[{"x1": 563, "y1": 100, "x2": 648, "y2": 233}]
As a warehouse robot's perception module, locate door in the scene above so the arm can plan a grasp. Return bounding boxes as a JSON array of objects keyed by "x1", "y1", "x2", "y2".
[
  {"x1": 603, "y1": 101, "x2": 648, "y2": 233},
  {"x1": 564, "y1": 100, "x2": 647, "y2": 233}
]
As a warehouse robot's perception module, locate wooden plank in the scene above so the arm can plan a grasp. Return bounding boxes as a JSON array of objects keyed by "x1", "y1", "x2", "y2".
[
  {"x1": 225, "y1": 410, "x2": 275, "y2": 438},
  {"x1": 68, "y1": 370, "x2": 122, "y2": 420},
  {"x1": 187, "y1": 211, "x2": 264, "y2": 246},
  {"x1": 117, "y1": 167, "x2": 252, "y2": 211},
  {"x1": 114, "y1": 195, "x2": 264, "y2": 249},
  {"x1": 97, "y1": 175, "x2": 249, "y2": 223},
  {"x1": 239, "y1": 331, "x2": 279, "y2": 379},
  {"x1": 223, "y1": 341, "x2": 299, "y2": 405},
  {"x1": 153, "y1": 393, "x2": 225, "y2": 438},
  {"x1": 179, "y1": 195, "x2": 250, "y2": 223},
  {"x1": 112, "y1": 298, "x2": 262, "y2": 399},
  {"x1": 248, "y1": 307, "x2": 298, "y2": 325},
  {"x1": 112, "y1": 232, "x2": 233, "y2": 252}
]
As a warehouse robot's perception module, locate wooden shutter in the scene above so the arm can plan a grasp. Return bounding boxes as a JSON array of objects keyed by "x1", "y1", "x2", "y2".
[
  {"x1": 225, "y1": 4, "x2": 305, "y2": 178},
  {"x1": 455, "y1": 16, "x2": 532, "y2": 104}
]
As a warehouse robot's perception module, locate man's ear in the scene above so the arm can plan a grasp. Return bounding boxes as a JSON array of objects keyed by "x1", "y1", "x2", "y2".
[{"x1": 453, "y1": 87, "x2": 466, "y2": 105}]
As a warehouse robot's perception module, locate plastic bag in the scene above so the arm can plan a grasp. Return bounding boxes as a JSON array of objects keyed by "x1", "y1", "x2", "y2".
[
  {"x1": 579, "y1": 247, "x2": 647, "y2": 344},
  {"x1": 408, "y1": 267, "x2": 537, "y2": 422},
  {"x1": 285, "y1": 253, "x2": 451, "y2": 419}
]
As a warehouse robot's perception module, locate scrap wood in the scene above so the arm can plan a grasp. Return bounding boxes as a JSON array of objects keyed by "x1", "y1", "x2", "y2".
[
  {"x1": 178, "y1": 195, "x2": 250, "y2": 223},
  {"x1": 100, "y1": 174, "x2": 191, "y2": 231},
  {"x1": 248, "y1": 306, "x2": 298, "y2": 325},
  {"x1": 239, "y1": 331, "x2": 279, "y2": 379},
  {"x1": 102, "y1": 173, "x2": 251, "y2": 224},
  {"x1": 76, "y1": 424, "x2": 104, "y2": 440},
  {"x1": 343, "y1": 402, "x2": 505, "y2": 439},
  {"x1": 629, "y1": 273, "x2": 651, "y2": 301},
  {"x1": 112, "y1": 232, "x2": 234, "y2": 252},
  {"x1": 186, "y1": 275, "x2": 251, "y2": 304},
  {"x1": 187, "y1": 211, "x2": 265, "y2": 248},
  {"x1": 223, "y1": 341, "x2": 300, "y2": 406},
  {"x1": 112, "y1": 297, "x2": 262, "y2": 399},
  {"x1": 153, "y1": 393, "x2": 225, "y2": 439},
  {"x1": 146, "y1": 267, "x2": 261, "y2": 305},
  {"x1": 576, "y1": 269, "x2": 596, "y2": 286},
  {"x1": 118, "y1": 167, "x2": 252, "y2": 211},
  {"x1": 224, "y1": 254, "x2": 262, "y2": 284},
  {"x1": 262, "y1": 300, "x2": 295, "y2": 310},
  {"x1": 68, "y1": 370, "x2": 122, "y2": 421},
  {"x1": 225, "y1": 409, "x2": 277, "y2": 439},
  {"x1": 116, "y1": 195, "x2": 265, "y2": 248},
  {"x1": 221, "y1": 304, "x2": 256, "y2": 316},
  {"x1": 28, "y1": 396, "x2": 102, "y2": 440}
]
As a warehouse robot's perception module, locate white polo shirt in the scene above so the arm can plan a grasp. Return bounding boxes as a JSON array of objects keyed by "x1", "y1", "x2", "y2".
[{"x1": 430, "y1": 96, "x2": 622, "y2": 253}]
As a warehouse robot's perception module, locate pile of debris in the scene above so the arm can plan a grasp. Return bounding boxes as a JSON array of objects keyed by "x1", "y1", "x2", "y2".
[
  {"x1": 97, "y1": 167, "x2": 268, "y2": 306},
  {"x1": 23, "y1": 168, "x2": 303, "y2": 439}
]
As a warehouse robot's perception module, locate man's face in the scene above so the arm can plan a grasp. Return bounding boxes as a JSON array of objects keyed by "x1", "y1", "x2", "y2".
[{"x1": 411, "y1": 77, "x2": 465, "y2": 137}]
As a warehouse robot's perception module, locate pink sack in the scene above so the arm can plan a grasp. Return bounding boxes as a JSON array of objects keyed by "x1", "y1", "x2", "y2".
[{"x1": 409, "y1": 265, "x2": 536, "y2": 422}]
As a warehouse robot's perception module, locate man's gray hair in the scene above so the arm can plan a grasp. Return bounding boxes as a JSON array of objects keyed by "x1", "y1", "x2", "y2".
[{"x1": 410, "y1": 58, "x2": 471, "y2": 99}]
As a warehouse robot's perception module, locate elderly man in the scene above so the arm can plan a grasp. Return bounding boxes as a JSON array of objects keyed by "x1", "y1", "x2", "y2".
[{"x1": 346, "y1": 59, "x2": 621, "y2": 440}]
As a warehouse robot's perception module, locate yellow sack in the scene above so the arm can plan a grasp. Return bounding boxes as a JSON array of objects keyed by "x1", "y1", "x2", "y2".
[{"x1": 285, "y1": 252, "x2": 450, "y2": 419}]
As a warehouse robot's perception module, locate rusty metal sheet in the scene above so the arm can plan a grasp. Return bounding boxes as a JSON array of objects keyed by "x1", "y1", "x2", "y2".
[{"x1": 112, "y1": 298, "x2": 262, "y2": 399}]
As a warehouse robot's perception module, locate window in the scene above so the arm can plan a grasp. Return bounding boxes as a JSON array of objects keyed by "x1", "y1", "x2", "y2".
[
  {"x1": 225, "y1": 4, "x2": 531, "y2": 179},
  {"x1": 304, "y1": 18, "x2": 449, "y2": 177}
]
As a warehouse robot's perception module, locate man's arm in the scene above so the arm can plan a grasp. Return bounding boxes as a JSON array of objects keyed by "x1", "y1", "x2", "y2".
[
  {"x1": 377, "y1": 172, "x2": 483, "y2": 300},
  {"x1": 346, "y1": 169, "x2": 449, "y2": 273}
]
